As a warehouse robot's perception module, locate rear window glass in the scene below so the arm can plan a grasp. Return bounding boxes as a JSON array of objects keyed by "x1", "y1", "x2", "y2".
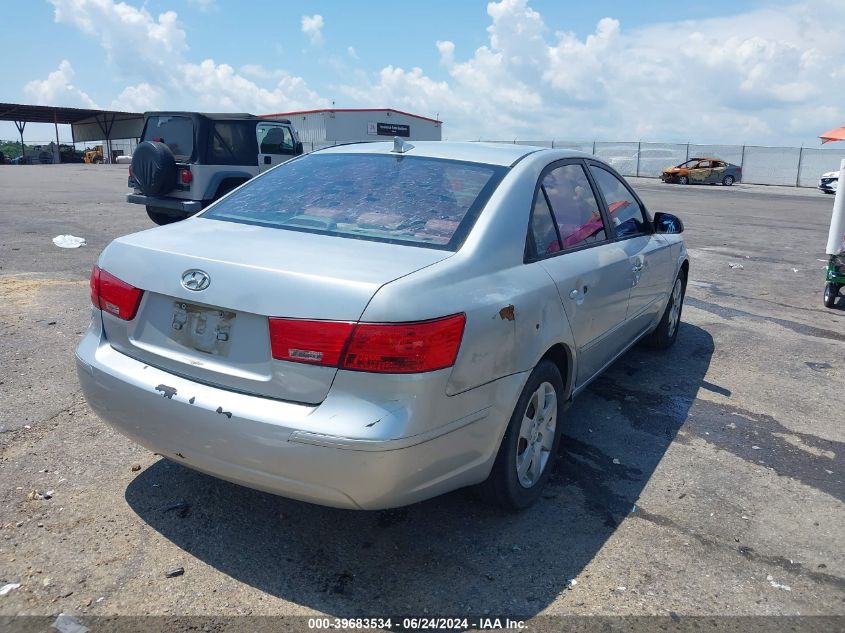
[
  {"x1": 203, "y1": 153, "x2": 507, "y2": 250},
  {"x1": 142, "y1": 116, "x2": 194, "y2": 160}
]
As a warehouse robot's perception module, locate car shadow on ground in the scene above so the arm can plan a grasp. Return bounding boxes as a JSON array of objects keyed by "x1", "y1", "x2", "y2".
[{"x1": 125, "y1": 322, "x2": 714, "y2": 617}]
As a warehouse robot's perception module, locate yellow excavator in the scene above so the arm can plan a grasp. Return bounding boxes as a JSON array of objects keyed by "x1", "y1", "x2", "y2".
[{"x1": 83, "y1": 145, "x2": 104, "y2": 164}]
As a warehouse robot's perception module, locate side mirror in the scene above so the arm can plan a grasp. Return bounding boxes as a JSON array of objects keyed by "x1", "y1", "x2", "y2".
[
  {"x1": 294, "y1": 142, "x2": 304, "y2": 156},
  {"x1": 654, "y1": 211, "x2": 684, "y2": 234}
]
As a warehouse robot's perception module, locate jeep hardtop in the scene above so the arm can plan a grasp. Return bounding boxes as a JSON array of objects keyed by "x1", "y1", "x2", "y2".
[{"x1": 128, "y1": 111, "x2": 303, "y2": 225}]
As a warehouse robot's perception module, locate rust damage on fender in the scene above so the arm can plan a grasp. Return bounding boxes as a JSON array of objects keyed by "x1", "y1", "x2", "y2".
[{"x1": 499, "y1": 304, "x2": 516, "y2": 321}]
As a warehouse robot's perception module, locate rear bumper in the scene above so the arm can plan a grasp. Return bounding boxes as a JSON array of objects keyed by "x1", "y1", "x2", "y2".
[
  {"x1": 126, "y1": 193, "x2": 202, "y2": 213},
  {"x1": 75, "y1": 320, "x2": 522, "y2": 509}
]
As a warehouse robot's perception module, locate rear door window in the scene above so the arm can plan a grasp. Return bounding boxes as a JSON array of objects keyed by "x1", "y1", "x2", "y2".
[
  {"x1": 588, "y1": 165, "x2": 649, "y2": 238},
  {"x1": 203, "y1": 153, "x2": 507, "y2": 250},
  {"x1": 142, "y1": 115, "x2": 194, "y2": 160},
  {"x1": 209, "y1": 121, "x2": 258, "y2": 165}
]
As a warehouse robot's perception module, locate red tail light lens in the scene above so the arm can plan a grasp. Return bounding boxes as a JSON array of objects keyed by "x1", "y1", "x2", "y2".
[
  {"x1": 180, "y1": 168, "x2": 193, "y2": 184},
  {"x1": 343, "y1": 315, "x2": 466, "y2": 373},
  {"x1": 269, "y1": 319, "x2": 355, "y2": 366},
  {"x1": 90, "y1": 265, "x2": 143, "y2": 320},
  {"x1": 269, "y1": 314, "x2": 466, "y2": 373}
]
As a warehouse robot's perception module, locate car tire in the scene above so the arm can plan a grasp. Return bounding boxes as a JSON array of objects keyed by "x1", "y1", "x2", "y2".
[
  {"x1": 645, "y1": 269, "x2": 686, "y2": 349},
  {"x1": 824, "y1": 283, "x2": 839, "y2": 308},
  {"x1": 722, "y1": 175, "x2": 735, "y2": 186},
  {"x1": 146, "y1": 206, "x2": 188, "y2": 226},
  {"x1": 479, "y1": 360, "x2": 564, "y2": 511},
  {"x1": 678, "y1": 176, "x2": 689, "y2": 185}
]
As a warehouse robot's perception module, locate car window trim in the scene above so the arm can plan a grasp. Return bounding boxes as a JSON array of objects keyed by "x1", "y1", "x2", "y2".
[
  {"x1": 523, "y1": 158, "x2": 613, "y2": 263},
  {"x1": 584, "y1": 159, "x2": 654, "y2": 242}
]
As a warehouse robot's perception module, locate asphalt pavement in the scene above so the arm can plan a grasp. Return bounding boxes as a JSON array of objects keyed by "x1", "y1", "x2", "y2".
[{"x1": 0, "y1": 165, "x2": 842, "y2": 625}]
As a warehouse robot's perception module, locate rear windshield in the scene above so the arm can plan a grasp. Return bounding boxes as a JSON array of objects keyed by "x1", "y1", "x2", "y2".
[
  {"x1": 202, "y1": 153, "x2": 507, "y2": 250},
  {"x1": 142, "y1": 115, "x2": 194, "y2": 160}
]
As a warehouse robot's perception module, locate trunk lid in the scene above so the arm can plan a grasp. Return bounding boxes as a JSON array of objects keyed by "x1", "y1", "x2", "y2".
[{"x1": 98, "y1": 218, "x2": 452, "y2": 403}]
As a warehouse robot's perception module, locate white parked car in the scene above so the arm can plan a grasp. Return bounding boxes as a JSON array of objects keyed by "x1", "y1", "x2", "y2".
[{"x1": 819, "y1": 171, "x2": 838, "y2": 194}]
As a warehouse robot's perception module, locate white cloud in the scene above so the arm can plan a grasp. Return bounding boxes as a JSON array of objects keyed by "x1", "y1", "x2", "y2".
[
  {"x1": 24, "y1": 60, "x2": 98, "y2": 108},
  {"x1": 110, "y1": 82, "x2": 162, "y2": 111},
  {"x1": 49, "y1": 0, "x2": 187, "y2": 81},
  {"x1": 341, "y1": 0, "x2": 845, "y2": 144},
  {"x1": 436, "y1": 40, "x2": 455, "y2": 66},
  {"x1": 42, "y1": 0, "x2": 327, "y2": 115},
  {"x1": 26, "y1": 0, "x2": 845, "y2": 145},
  {"x1": 180, "y1": 59, "x2": 324, "y2": 112},
  {"x1": 301, "y1": 14, "x2": 324, "y2": 46}
]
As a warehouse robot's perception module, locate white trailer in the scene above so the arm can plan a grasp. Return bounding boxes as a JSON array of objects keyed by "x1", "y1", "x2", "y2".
[{"x1": 262, "y1": 108, "x2": 442, "y2": 151}]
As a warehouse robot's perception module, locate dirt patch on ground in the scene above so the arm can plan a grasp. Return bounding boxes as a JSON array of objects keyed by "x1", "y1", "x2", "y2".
[{"x1": 0, "y1": 275, "x2": 87, "y2": 310}]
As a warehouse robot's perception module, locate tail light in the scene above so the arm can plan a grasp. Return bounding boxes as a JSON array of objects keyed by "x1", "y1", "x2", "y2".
[
  {"x1": 269, "y1": 314, "x2": 465, "y2": 374},
  {"x1": 180, "y1": 168, "x2": 193, "y2": 184},
  {"x1": 128, "y1": 165, "x2": 134, "y2": 178},
  {"x1": 90, "y1": 266, "x2": 143, "y2": 320},
  {"x1": 269, "y1": 319, "x2": 355, "y2": 366}
]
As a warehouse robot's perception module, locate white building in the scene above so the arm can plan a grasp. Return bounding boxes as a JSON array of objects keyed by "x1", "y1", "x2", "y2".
[{"x1": 263, "y1": 108, "x2": 442, "y2": 151}]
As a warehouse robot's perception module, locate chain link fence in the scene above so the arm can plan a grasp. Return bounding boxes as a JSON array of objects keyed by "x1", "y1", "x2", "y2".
[{"x1": 483, "y1": 139, "x2": 845, "y2": 188}]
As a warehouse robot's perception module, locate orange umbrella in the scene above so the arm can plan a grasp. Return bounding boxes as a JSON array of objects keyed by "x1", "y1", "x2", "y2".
[{"x1": 819, "y1": 126, "x2": 845, "y2": 143}]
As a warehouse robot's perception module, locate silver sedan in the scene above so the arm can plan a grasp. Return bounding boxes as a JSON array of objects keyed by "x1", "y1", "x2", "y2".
[{"x1": 76, "y1": 141, "x2": 688, "y2": 510}]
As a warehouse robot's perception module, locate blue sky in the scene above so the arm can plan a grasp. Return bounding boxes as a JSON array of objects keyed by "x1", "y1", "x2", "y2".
[{"x1": 3, "y1": 0, "x2": 843, "y2": 146}]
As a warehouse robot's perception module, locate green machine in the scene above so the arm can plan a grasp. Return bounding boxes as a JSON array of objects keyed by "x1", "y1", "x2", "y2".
[{"x1": 825, "y1": 254, "x2": 845, "y2": 308}]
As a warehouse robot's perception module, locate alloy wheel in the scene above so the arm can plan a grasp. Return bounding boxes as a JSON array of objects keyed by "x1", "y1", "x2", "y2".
[{"x1": 515, "y1": 382, "x2": 557, "y2": 488}]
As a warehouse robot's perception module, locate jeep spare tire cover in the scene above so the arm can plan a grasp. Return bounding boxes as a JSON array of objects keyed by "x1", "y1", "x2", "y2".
[{"x1": 131, "y1": 141, "x2": 177, "y2": 196}]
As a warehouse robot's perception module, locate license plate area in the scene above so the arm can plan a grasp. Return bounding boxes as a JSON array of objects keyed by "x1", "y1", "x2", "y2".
[{"x1": 170, "y1": 301, "x2": 236, "y2": 356}]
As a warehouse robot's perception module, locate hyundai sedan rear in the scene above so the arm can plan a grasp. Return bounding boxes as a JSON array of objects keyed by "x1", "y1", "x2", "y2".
[{"x1": 77, "y1": 141, "x2": 688, "y2": 510}]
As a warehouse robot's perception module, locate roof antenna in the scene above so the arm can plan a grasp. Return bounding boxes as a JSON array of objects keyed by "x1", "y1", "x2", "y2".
[{"x1": 392, "y1": 136, "x2": 414, "y2": 153}]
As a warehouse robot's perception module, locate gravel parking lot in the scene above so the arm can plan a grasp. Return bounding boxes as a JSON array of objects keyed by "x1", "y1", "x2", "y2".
[{"x1": 0, "y1": 165, "x2": 842, "y2": 624}]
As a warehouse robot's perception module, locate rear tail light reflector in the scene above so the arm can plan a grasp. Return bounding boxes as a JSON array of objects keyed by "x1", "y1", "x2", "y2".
[
  {"x1": 90, "y1": 265, "x2": 143, "y2": 320},
  {"x1": 269, "y1": 314, "x2": 466, "y2": 374},
  {"x1": 180, "y1": 168, "x2": 193, "y2": 184}
]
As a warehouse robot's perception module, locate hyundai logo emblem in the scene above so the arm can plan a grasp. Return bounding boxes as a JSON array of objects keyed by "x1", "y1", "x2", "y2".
[{"x1": 181, "y1": 269, "x2": 210, "y2": 291}]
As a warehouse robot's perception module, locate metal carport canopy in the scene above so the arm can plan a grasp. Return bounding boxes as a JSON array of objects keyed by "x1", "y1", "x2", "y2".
[{"x1": 0, "y1": 103, "x2": 143, "y2": 142}]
